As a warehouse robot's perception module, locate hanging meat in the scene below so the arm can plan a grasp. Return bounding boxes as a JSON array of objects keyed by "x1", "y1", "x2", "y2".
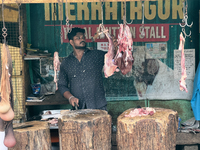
[
  {"x1": 114, "y1": 24, "x2": 134, "y2": 75},
  {"x1": 0, "y1": 43, "x2": 16, "y2": 148},
  {"x1": 97, "y1": 24, "x2": 118, "y2": 78},
  {"x1": 179, "y1": 33, "x2": 188, "y2": 92},
  {"x1": 53, "y1": 52, "x2": 61, "y2": 90},
  {"x1": 0, "y1": 43, "x2": 14, "y2": 121}
]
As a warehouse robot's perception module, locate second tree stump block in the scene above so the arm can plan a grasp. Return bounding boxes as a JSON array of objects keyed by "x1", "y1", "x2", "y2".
[
  {"x1": 117, "y1": 108, "x2": 178, "y2": 150},
  {"x1": 9, "y1": 121, "x2": 51, "y2": 150},
  {"x1": 58, "y1": 109, "x2": 112, "y2": 150}
]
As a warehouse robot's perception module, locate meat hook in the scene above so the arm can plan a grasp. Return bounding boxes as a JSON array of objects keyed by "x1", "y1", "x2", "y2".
[
  {"x1": 117, "y1": 20, "x2": 133, "y2": 25},
  {"x1": 179, "y1": 15, "x2": 193, "y2": 28},
  {"x1": 1, "y1": 0, "x2": 7, "y2": 42},
  {"x1": 182, "y1": 28, "x2": 191, "y2": 39},
  {"x1": 179, "y1": 0, "x2": 193, "y2": 28},
  {"x1": 126, "y1": 20, "x2": 133, "y2": 25}
]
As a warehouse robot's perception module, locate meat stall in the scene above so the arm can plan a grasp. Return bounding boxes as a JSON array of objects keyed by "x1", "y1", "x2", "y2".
[{"x1": 0, "y1": 0, "x2": 200, "y2": 149}]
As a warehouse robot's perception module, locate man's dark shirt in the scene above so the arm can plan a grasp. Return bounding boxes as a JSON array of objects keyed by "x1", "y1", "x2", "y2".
[{"x1": 58, "y1": 48, "x2": 107, "y2": 109}]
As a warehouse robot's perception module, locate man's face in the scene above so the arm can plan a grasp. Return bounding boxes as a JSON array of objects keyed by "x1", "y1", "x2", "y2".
[{"x1": 71, "y1": 32, "x2": 86, "y2": 50}]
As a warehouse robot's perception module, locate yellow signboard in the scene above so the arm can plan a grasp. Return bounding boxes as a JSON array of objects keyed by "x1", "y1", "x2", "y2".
[{"x1": 45, "y1": 0, "x2": 183, "y2": 21}]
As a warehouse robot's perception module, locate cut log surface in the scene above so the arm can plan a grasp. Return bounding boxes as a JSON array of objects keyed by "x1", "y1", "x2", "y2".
[
  {"x1": 9, "y1": 121, "x2": 51, "y2": 150},
  {"x1": 58, "y1": 109, "x2": 112, "y2": 150},
  {"x1": 117, "y1": 107, "x2": 178, "y2": 150}
]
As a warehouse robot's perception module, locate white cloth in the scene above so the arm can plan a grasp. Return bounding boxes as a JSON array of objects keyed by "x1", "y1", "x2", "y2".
[{"x1": 139, "y1": 60, "x2": 193, "y2": 100}]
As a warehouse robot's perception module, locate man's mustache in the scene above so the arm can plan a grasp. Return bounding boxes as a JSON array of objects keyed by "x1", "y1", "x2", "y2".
[{"x1": 80, "y1": 41, "x2": 86, "y2": 44}]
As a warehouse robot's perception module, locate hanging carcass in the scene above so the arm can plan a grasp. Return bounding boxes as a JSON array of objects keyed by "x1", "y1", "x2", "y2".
[
  {"x1": 179, "y1": 32, "x2": 188, "y2": 92},
  {"x1": 53, "y1": 51, "x2": 61, "y2": 90},
  {"x1": 0, "y1": 43, "x2": 14, "y2": 121},
  {"x1": 0, "y1": 44, "x2": 16, "y2": 148},
  {"x1": 97, "y1": 24, "x2": 118, "y2": 78},
  {"x1": 114, "y1": 24, "x2": 134, "y2": 75}
]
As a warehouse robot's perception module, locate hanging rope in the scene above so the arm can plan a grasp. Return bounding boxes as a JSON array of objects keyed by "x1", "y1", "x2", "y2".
[
  {"x1": 91, "y1": 0, "x2": 106, "y2": 41},
  {"x1": 18, "y1": 3, "x2": 23, "y2": 55},
  {"x1": 99, "y1": 0, "x2": 108, "y2": 38},
  {"x1": 65, "y1": 0, "x2": 72, "y2": 33},
  {"x1": 141, "y1": 0, "x2": 145, "y2": 38},
  {"x1": 123, "y1": 0, "x2": 126, "y2": 25},
  {"x1": 60, "y1": 0, "x2": 63, "y2": 44},
  {"x1": 2, "y1": 0, "x2": 7, "y2": 43},
  {"x1": 119, "y1": 0, "x2": 132, "y2": 25},
  {"x1": 53, "y1": 3, "x2": 59, "y2": 52},
  {"x1": 101, "y1": 0, "x2": 104, "y2": 25}
]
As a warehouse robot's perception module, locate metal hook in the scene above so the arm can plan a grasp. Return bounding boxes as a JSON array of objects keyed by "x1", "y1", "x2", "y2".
[
  {"x1": 126, "y1": 20, "x2": 133, "y2": 24},
  {"x1": 101, "y1": 1, "x2": 105, "y2": 6},
  {"x1": 179, "y1": 15, "x2": 193, "y2": 28},
  {"x1": 179, "y1": 0, "x2": 193, "y2": 28},
  {"x1": 182, "y1": 28, "x2": 191, "y2": 38},
  {"x1": 140, "y1": 25, "x2": 145, "y2": 38},
  {"x1": 118, "y1": 20, "x2": 132, "y2": 25}
]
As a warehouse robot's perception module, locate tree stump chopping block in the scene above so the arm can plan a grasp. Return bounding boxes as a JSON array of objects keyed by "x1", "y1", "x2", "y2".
[
  {"x1": 9, "y1": 121, "x2": 51, "y2": 150},
  {"x1": 58, "y1": 109, "x2": 112, "y2": 150},
  {"x1": 117, "y1": 108, "x2": 178, "y2": 150}
]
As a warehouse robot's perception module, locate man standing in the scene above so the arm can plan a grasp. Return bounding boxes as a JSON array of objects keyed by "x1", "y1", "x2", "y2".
[{"x1": 58, "y1": 27, "x2": 107, "y2": 110}]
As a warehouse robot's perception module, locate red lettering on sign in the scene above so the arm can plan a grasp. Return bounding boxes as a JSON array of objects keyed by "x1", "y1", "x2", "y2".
[{"x1": 62, "y1": 24, "x2": 169, "y2": 43}]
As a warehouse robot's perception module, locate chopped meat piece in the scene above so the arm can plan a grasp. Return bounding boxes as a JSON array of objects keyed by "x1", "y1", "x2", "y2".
[
  {"x1": 44, "y1": 111, "x2": 52, "y2": 115},
  {"x1": 125, "y1": 108, "x2": 156, "y2": 117},
  {"x1": 48, "y1": 118, "x2": 58, "y2": 125}
]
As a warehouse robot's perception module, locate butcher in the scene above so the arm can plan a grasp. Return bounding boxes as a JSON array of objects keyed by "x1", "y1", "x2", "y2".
[{"x1": 58, "y1": 27, "x2": 110, "y2": 110}]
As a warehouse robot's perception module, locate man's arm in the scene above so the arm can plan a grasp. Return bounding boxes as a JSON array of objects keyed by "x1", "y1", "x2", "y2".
[{"x1": 58, "y1": 62, "x2": 79, "y2": 107}]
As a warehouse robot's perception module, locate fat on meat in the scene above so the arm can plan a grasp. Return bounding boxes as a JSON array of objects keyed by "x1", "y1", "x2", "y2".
[
  {"x1": 0, "y1": 44, "x2": 16, "y2": 148},
  {"x1": 114, "y1": 24, "x2": 134, "y2": 75},
  {"x1": 103, "y1": 29, "x2": 118, "y2": 78},
  {"x1": 53, "y1": 52, "x2": 61, "y2": 90},
  {"x1": 179, "y1": 33, "x2": 188, "y2": 93},
  {"x1": 125, "y1": 108, "x2": 156, "y2": 117}
]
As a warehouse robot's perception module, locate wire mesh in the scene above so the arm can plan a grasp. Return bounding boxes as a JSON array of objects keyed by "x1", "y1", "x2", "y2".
[{"x1": 0, "y1": 4, "x2": 25, "y2": 120}]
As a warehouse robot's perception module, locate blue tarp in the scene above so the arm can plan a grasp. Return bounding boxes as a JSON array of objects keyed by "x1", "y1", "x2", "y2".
[{"x1": 191, "y1": 62, "x2": 200, "y2": 120}]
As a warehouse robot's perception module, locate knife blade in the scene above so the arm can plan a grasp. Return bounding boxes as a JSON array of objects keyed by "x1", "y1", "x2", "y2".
[{"x1": 74, "y1": 102, "x2": 78, "y2": 110}]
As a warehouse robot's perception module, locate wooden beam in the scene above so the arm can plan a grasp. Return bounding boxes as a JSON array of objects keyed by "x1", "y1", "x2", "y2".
[{"x1": 0, "y1": 0, "x2": 157, "y2": 4}]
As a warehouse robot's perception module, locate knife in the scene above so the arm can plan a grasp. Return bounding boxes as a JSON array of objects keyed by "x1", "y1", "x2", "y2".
[
  {"x1": 13, "y1": 124, "x2": 33, "y2": 129},
  {"x1": 74, "y1": 102, "x2": 78, "y2": 110}
]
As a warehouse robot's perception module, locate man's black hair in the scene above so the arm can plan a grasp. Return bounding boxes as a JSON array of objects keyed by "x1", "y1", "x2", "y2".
[{"x1": 67, "y1": 27, "x2": 85, "y2": 41}]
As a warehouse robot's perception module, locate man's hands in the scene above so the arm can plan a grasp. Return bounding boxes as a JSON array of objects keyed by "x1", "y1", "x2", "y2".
[
  {"x1": 69, "y1": 97, "x2": 79, "y2": 107},
  {"x1": 63, "y1": 91, "x2": 79, "y2": 107}
]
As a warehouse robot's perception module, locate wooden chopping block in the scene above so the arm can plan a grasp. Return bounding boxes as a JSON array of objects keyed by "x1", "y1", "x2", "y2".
[
  {"x1": 58, "y1": 109, "x2": 112, "y2": 150},
  {"x1": 9, "y1": 121, "x2": 51, "y2": 150},
  {"x1": 117, "y1": 108, "x2": 178, "y2": 150}
]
